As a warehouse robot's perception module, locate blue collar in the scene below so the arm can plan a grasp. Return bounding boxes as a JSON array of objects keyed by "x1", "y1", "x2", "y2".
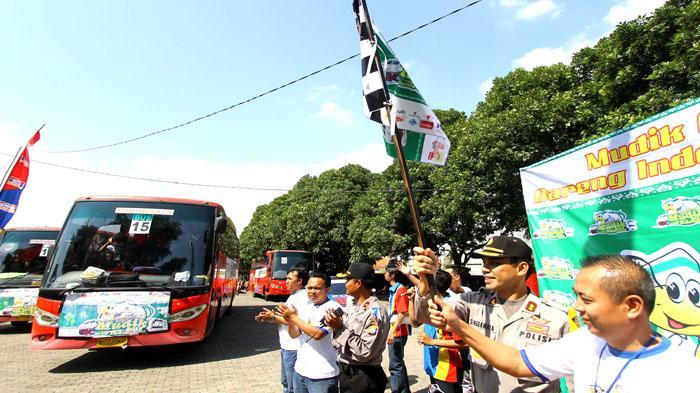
[
  {"x1": 389, "y1": 282, "x2": 402, "y2": 292},
  {"x1": 607, "y1": 336, "x2": 670, "y2": 359}
]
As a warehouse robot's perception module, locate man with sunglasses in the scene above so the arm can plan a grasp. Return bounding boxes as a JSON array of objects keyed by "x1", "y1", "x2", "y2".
[{"x1": 413, "y1": 236, "x2": 570, "y2": 393}]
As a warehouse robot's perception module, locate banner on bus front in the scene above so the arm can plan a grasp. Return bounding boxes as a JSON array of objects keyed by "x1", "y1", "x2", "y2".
[
  {"x1": 520, "y1": 97, "x2": 700, "y2": 360},
  {"x1": 57, "y1": 291, "x2": 170, "y2": 338},
  {"x1": 0, "y1": 288, "x2": 39, "y2": 318}
]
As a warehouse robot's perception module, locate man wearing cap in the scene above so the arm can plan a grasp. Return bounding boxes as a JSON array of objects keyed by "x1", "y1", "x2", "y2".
[
  {"x1": 413, "y1": 236, "x2": 570, "y2": 393},
  {"x1": 325, "y1": 263, "x2": 390, "y2": 393}
]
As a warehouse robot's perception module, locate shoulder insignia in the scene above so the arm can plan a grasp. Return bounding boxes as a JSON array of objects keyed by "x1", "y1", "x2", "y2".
[
  {"x1": 525, "y1": 301, "x2": 538, "y2": 313},
  {"x1": 365, "y1": 324, "x2": 378, "y2": 335}
]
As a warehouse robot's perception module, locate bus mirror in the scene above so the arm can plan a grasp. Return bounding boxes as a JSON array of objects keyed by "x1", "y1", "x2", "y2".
[{"x1": 215, "y1": 216, "x2": 227, "y2": 234}]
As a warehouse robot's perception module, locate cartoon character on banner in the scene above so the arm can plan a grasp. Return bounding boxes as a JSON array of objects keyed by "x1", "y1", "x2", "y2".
[{"x1": 623, "y1": 243, "x2": 700, "y2": 359}]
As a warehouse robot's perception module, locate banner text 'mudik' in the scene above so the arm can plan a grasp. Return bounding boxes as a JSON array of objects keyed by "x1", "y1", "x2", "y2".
[{"x1": 584, "y1": 124, "x2": 686, "y2": 171}]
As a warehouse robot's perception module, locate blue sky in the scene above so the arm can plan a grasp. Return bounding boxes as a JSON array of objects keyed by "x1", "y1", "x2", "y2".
[{"x1": 0, "y1": 0, "x2": 666, "y2": 230}]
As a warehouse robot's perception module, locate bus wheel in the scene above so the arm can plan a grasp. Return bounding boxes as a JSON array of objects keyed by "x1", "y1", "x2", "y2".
[
  {"x1": 264, "y1": 291, "x2": 271, "y2": 302},
  {"x1": 11, "y1": 321, "x2": 30, "y2": 328}
]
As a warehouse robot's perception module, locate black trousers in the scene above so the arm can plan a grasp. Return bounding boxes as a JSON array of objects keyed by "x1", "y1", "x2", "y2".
[{"x1": 338, "y1": 363, "x2": 388, "y2": 393}]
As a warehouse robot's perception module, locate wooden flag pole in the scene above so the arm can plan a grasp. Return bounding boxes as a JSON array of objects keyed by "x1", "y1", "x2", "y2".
[
  {"x1": 358, "y1": 0, "x2": 437, "y2": 297},
  {"x1": 392, "y1": 130, "x2": 426, "y2": 249}
]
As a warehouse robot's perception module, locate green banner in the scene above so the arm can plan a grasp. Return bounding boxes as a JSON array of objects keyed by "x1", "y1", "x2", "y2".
[
  {"x1": 520, "y1": 98, "x2": 700, "y2": 360},
  {"x1": 58, "y1": 291, "x2": 170, "y2": 338}
]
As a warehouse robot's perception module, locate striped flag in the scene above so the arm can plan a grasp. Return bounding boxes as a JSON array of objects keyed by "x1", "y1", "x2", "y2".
[
  {"x1": 353, "y1": 0, "x2": 451, "y2": 166},
  {"x1": 0, "y1": 126, "x2": 42, "y2": 229}
]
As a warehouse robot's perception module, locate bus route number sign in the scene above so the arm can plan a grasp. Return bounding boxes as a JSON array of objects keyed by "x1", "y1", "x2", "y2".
[{"x1": 130, "y1": 214, "x2": 154, "y2": 235}]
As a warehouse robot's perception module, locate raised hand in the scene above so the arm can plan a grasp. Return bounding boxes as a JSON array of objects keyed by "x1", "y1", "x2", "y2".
[
  {"x1": 324, "y1": 308, "x2": 343, "y2": 330},
  {"x1": 254, "y1": 307, "x2": 276, "y2": 322},
  {"x1": 395, "y1": 260, "x2": 412, "y2": 276},
  {"x1": 275, "y1": 303, "x2": 297, "y2": 321},
  {"x1": 428, "y1": 295, "x2": 459, "y2": 330},
  {"x1": 413, "y1": 247, "x2": 439, "y2": 277}
]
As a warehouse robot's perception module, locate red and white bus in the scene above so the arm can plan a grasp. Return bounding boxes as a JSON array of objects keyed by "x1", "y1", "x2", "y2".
[
  {"x1": 251, "y1": 250, "x2": 313, "y2": 300},
  {"x1": 0, "y1": 227, "x2": 60, "y2": 326},
  {"x1": 30, "y1": 196, "x2": 238, "y2": 350}
]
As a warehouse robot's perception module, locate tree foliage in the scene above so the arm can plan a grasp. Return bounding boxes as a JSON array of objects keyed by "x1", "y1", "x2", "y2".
[{"x1": 240, "y1": 1, "x2": 700, "y2": 270}]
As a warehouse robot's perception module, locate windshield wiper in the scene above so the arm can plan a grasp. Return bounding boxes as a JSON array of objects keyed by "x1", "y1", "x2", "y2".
[
  {"x1": 0, "y1": 272, "x2": 34, "y2": 288},
  {"x1": 59, "y1": 283, "x2": 87, "y2": 296}
]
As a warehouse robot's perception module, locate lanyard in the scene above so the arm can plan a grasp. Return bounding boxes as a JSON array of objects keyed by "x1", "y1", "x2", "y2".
[{"x1": 593, "y1": 335, "x2": 657, "y2": 392}]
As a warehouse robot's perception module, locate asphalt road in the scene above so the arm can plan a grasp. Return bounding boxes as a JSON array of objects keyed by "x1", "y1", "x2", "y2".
[{"x1": 0, "y1": 292, "x2": 431, "y2": 392}]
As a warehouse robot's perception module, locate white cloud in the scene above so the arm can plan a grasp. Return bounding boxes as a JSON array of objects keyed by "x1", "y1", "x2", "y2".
[
  {"x1": 479, "y1": 78, "x2": 494, "y2": 96},
  {"x1": 498, "y1": 0, "x2": 562, "y2": 21},
  {"x1": 516, "y1": 0, "x2": 562, "y2": 21},
  {"x1": 306, "y1": 84, "x2": 338, "y2": 102},
  {"x1": 512, "y1": 34, "x2": 595, "y2": 70},
  {"x1": 3, "y1": 125, "x2": 391, "y2": 232},
  {"x1": 605, "y1": 0, "x2": 666, "y2": 26},
  {"x1": 314, "y1": 101, "x2": 355, "y2": 125}
]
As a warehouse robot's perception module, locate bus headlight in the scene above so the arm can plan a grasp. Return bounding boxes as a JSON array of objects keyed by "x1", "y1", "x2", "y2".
[
  {"x1": 171, "y1": 304, "x2": 207, "y2": 322},
  {"x1": 34, "y1": 308, "x2": 59, "y2": 327}
]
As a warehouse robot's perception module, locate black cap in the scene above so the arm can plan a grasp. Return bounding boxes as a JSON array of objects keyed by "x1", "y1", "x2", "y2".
[
  {"x1": 472, "y1": 236, "x2": 532, "y2": 261},
  {"x1": 345, "y1": 263, "x2": 376, "y2": 283}
]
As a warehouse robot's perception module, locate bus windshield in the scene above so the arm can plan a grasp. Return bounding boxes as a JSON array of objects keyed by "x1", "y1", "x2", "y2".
[
  {"x1": 271, "y1": 251, "x2": 313, "y2": 279},
  {"x1": 44, "y1": 201, "x2": 216, "y2": 289},
  {"x1": 0, "y1": 230, "x2": 58, "y2": 287}
]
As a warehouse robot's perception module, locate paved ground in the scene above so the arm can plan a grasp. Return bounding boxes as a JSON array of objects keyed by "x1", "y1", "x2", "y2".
[{"x1": 0, "y1": 292, "x2": 431, "y2": 392}]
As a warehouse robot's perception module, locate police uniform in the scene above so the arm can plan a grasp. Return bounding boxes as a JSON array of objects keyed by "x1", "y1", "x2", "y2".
[
  {"x1": 333, "y1": 264, "x2": 390, "y2": 393},
  {"x1": 416, "y1": 289, "x2": 569, "y2": 393},
  {"x1": 416, "y1": 235, "x2": 571, "y2": 393}
]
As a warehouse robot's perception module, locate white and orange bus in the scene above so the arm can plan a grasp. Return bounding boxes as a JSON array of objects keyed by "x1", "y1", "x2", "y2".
[
  {"x1": 30, "y1": 196, "x2": 238, "y2": 349},
  {"x1": 251, "y1": 250, "x2": 313, "y2": 300},
  {"x1": 0, "y1": 227, "x2": 60, "y2": 326}
]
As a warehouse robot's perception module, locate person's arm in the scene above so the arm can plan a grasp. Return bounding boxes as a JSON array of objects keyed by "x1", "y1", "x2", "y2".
[
  {"x1": 406, "y1": 287, "x2": 420, "y2": 326},
  {"x1": 254, "y1": 307, "x2": 288, "y2": 325},
  {"x1": 396, "y1": 261, "x2": 421, "y2": 287},
  {"x1": 417, "y1": 331, "x2": 469, "y2": 349},
  {"x1": 277, "y1": 303, "x2": 330, "y2": 341},
  {"x1": 429, "y1": 296, "x2": 534, "y2": 378}
]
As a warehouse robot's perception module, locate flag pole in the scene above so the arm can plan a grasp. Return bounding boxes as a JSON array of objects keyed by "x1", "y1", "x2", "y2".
[
  {"x1": 391, "y1": 131, "x2": 426, "y2": 248},
  {"x1": 359, "y1": 0, "x2": 436, "y2": 296},
  {"x1": 0, "y1": 146, "x2": 22, "y2": 189}
]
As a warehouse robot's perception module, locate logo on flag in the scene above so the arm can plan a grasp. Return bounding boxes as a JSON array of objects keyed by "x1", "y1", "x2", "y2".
[{"x1": 354, "y1": 0, "x2": 450, "y2": 166}]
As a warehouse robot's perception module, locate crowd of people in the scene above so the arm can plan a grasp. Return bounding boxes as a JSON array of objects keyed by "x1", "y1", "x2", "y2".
[{"x1": 255, "y1": 235, "x2": 698, "y2": 393}]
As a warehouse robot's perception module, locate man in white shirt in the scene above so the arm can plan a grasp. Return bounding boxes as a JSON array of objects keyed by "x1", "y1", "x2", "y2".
[
  {"x1": 255, "y1": 267, "x2": 310, "y2": 393},
  {"x1": 416, "y1": 252, "x2": 700, "y2": 392},
  {"x1": 278, "y1": 271, "x2": 342, "y2": 393}
]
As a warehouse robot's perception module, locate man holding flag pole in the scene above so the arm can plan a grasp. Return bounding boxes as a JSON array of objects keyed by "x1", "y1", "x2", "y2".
[
  {"x1": 0, "y1": 125, "x2": 43, "y2": 229},
  {"x1": 353, "y1": 1, "x2": 451, "y2": 392}
]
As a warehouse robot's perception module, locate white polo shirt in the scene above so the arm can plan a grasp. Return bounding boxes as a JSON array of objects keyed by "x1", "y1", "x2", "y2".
[
  {"x1": 279, "y1": 289, "x2": 310, "y2": 351},
  {"x1": 294, "y1": 298, "x2": 341, "y2": 379},
  {"x1": 521, "y1": 327, "x2": 699, "y2": 392}
]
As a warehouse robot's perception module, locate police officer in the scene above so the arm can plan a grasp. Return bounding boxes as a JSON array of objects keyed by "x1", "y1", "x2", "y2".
[
  {"x1": 413, "y1": 236, "x2": 570, "y2": 393},
  {"x1": 325, "y1": 263, "x2": 390, "y2": 393}
]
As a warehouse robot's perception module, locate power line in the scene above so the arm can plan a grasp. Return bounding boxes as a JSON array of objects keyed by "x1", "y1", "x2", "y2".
[
  {"x1": 0, "y1": 151, "x2": 468, "y2": 194},
  {"x1": 48, "y1": 0, "x2": 484, "y2": 154}
]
